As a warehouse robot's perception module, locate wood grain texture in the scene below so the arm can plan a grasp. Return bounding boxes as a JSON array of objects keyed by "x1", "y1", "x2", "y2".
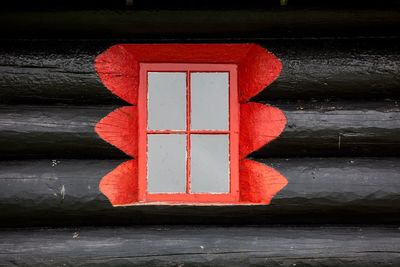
[
  {"x1": 0, "y1": 5, "x2": 398, "y2": 263},
  {"x1": 0, "y1": 105, "x2": 125, "y2": 159},
  {"x1": 99, "y1": 159, "x2": 138, "y2": 205},
  {"x1": 0, "y1": 158, "x2": 398, "y2": 226},
  {"x1": 240, "y1": 103, "x2": 286, "y2": 159},
  {"x1": 94, "y1": 44, "x2": 282, "y2": 104},
  {"x1": 0, "y1": 38, "x2": 399, "y2": 105},
  {"x1": 95, "y1": 106, "x2": 137, "y2": 158},
  {"x1": 239, "y1": 159, "x2": 287, "y2": 204},
  {"x1": 0, "y1": 226, "x2": 399, "y2": 267},
  {"x1": 254, "y1": 101, "x2": 400, "y2": 157},
  {"x1": 0, "y1": 102, "x2": 398, "y2": 159}
]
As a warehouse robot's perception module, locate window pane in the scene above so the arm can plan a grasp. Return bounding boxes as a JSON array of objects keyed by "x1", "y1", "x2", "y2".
[
  {"x1": 190, "y1": 135, "x2": 229, "y2": 193},
  {"x1": 147, "y1": 134, "x2": 186, "y2": 193},
  {"x1": 191, "y1": 72, "x2": 229, "y2": 130},
  {"x1": 148, "y1": 72, "x2": 186, "y2": 130}
]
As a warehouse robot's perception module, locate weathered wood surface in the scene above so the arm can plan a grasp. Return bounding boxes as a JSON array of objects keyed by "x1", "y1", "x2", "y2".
[
  {"x1": 0, "y1": 226, "x2": 399, "y2": 267},
  {"x1": 256, "y1": 101, "x2": 400, "y2": 157},
  {"x1": 0, "y1": 102, "x2": 399, "y2": 159},
  {"x1": 1, "y1": 38, "x2": 399, "y2": 105},
  {"x1": 0, "y1": 8, "x2": 399, "y2": 39},
  {"x1": 0, "y1": 158, "x2": 398, "y2": 226},
  {"x1": 0, "y1": 105, "x2": 124, "y2": 159}
]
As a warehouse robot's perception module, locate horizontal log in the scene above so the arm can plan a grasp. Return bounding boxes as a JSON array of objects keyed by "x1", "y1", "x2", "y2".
[
  {"x1": 0, "y1": 102, "x2": 399, "y2": 159},
  {"x1": 0, "y1": 226, "x2": 399, "y2": 267},
  {"x1": 4, "y1": 0, "x2": 400, "y2": 10},
  {"x1": 0, "y1": 8, "x2": 399, "y2": 39},
  {"x1": 254, "y1": 101, "x2": 400, "y2": 157},
  {"x1": 0, "y1": 158, "x2": 399, "y2": 226},
  {"x1": 0, "y1": 105, "x2": 125, "y2": 159},
  {"x1": 1, "y1": 38, "x2": 399, "y2": 104}
]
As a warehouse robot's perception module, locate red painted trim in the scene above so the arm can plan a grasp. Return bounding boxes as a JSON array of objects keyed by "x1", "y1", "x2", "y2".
[
  {"x1": 95, "y1": 44, "x2": 287, "y2": 206},
  {"x1": 239, "y1": 159, "x2": 288, "y2": 204},
  {"x1": 239, "y1": 103, "x2": 287, "y2": 159},
  {"x1": 137, "y1": 65, "x2": 147, "y2": 202},
  {"x1": 147, "y1": 130, "x2": 230, "y2": 134},
  {"x1": 229, "y1": 69, "x2": 240, "y2": 200},
  {"x1": 185, "y1": 70, "x2": 191, "y2": 194},
  {"x1": 95, "y1": 106, "x2": 137, "y2": 158},
  {"x1": 238, "y1": 44, "x2": 282, "y2": 102},
  {"x1": 95, "y1": 44, "x2": 282, "y2": 104},
  {"x1": 95, "y1": 45, "x2": 138, "y2": 105},
  {"x1": 146, "y1": 193, "x2": 237, "y2": 203},
  {"x1": 138, "y1": 63, "x2": 239, "y2": 204},
  {"x1": 99, "y1": 159, "x2": 138, "y2": 205},
  {"x1": 98, "y1": 158, "x2": 287, "y2": 206}
]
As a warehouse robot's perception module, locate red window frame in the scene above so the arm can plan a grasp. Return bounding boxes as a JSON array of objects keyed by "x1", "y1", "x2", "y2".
[{"x1": 138, "y1": 63, "x2": 239, "y2": 204}]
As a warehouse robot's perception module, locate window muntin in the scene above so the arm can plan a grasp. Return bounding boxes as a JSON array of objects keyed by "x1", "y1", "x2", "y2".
[{"x1": 138, "y1": 63, "x2": 239, "y2": 203}]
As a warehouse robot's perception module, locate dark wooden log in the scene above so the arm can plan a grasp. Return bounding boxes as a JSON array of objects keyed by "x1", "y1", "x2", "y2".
[
  {"x1": 254, "y1": 101, "x2": 400, "y2": 157},
  {"x1": 0, "y1": 158, "x2": 399, "y2": 226},
  {"x1": 0, "y1": 105, "x2": 126, "y2": 159},
  {"x1": 3, "y1": 0, "x2": 400, "y2": 11},
  {"x1": 0, "y1": 8, "x2": 399, "y2": 39},
  {"x1": 0, "y1": 226, "x2": 399, "y2": 267},
  {"x1": 0, "y1": 40, "x2": 118, "y2": 105},
  {"x1": 0, "y1": 102, "x2": 399, "y2": 159},
  {"x1": 257, "y1": 38, "x2": 400, "y2": 101},
  {"x1": 1, "y1": 38, "x2": 399, "y2": 105}
]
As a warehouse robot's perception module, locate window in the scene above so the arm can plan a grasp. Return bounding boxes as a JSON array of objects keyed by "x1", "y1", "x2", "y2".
[
  {"x1": 95, "y1": 44, "x2": 288, "y2": 206},
  {"x1": 138, "y1": 63, "x2": 239, "y2": 203}
]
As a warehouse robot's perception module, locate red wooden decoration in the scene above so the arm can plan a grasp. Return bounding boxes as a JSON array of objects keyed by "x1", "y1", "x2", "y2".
[
  {"x1": 95, "y1": 106, "x2": 137, "y2": 158},
  {"x1": 239, "y1": 159, "x2": 288, "y2": 204},
  {"x1": 95, "y1": 44, "x2": 282, "y2": 104},
  {"x1": 239, "y1": 103, "x2": 287, "y2": 159},
  {"x1": 99, "y1": 160, "x2": 138, "y2": 205},
  {"x1": 95, "y1": 44, "x2": 287, "y2": 206}
]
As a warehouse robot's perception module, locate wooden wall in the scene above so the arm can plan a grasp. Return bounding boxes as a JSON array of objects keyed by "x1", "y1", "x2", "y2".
[{"x1": 0, "y1": 1, "x2": 399, "y2": 266}]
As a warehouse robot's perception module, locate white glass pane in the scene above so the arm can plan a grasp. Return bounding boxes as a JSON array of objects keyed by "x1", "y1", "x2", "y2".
[
  {"x1": 148, "y1": 72, "x2": 186, "y2": 130},
  {"x1": 191, "y1": 72, "x2": 229, "y2": 130},
  {"x1": 190, "y1": 135, "x2": 229, "y2": 193},
  {"x1": 147, "y1": 135, "x2": 186, "y2": 193}
]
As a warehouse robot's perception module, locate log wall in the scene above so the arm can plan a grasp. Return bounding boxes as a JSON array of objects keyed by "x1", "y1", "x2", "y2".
[{"x1": 1, "y1": 2, "x2": 400, "y2": 265}]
